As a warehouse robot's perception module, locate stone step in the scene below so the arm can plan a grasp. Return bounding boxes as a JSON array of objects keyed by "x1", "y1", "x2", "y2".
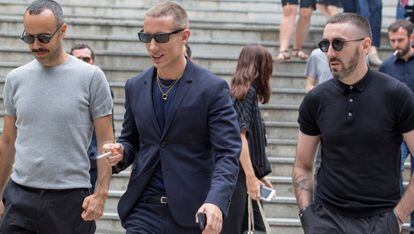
[
  {"x1": 266, "y1": 121, "x2": 299, "y2": 139},
  {"x1": 0, "y1": 0, "x2": 399, "y2": 28},
  {"x1": 0, "y1": 47, "x2": 312, "y2": 75},
  {"x1": 0, "y1": 15, "x2": 396, "y2": 47},
  {"x1": 0, "y1": 62, "x2": 308, "y2": 90}
]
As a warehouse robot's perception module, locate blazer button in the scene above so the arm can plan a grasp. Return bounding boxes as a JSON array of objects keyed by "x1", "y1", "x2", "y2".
[{"x1": 160, "y1": 141, "x2": 166, "y2": 147}]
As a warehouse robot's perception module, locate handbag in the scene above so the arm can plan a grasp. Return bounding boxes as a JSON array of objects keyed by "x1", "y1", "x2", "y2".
[{"x1": 243, "y1": 196, "x2": 273, "y2": 234}]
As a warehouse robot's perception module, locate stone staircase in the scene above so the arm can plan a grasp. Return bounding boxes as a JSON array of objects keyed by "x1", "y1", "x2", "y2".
[{"x1": 0, "y1": 0, "x2": 411, "y2": 233}]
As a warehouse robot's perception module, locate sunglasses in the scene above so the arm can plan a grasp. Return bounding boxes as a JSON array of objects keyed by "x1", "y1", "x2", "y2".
[
  {"x1": 76, "y1": 57, "x2": 92, "y2": 63},
  {"x1": 318, "y1": 38, "x2": 365, "y2": 52},
  {"x1": 138, "y1": 28, "x2": 184, "y2": 43},
  {"x1": 20, "y1": 24, "x2": 63, "y2": 44}
]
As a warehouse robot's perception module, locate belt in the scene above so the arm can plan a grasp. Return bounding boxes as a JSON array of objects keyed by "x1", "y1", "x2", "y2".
[{"x1": 141, "y1": 195, "x2": 168, "y2": 204}]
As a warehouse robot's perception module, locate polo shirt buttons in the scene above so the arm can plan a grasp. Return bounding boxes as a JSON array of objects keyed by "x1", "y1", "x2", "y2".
[
  {"x1": 349, "y1": 98, "x2": 353, "y2": 103},
  {"x1": 348, "y1": 112, "x2": 353, "y2": 117},
  {"x1": 349, "y1": 86, "x2": 354, "y2": 90}
]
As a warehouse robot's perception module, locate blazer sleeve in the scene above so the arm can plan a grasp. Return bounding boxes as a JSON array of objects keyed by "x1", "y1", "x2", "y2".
[
  {"x1": 114, "y1": 79, "x2": 140, "y2": 173},
  {"x1": 204, "y1": 80, "x2": 241, "y2": 216}
]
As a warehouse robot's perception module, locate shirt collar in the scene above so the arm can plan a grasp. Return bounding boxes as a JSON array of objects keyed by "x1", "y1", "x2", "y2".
[{"x1": 334, "y1": 69, "x2": 372, "y2": 94}]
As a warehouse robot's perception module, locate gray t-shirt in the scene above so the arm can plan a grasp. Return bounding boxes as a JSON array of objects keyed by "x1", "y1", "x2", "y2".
[
  {"x1": 304, "y1": 48, "x2": 333, "y2": 85},
  {"x1": 3, "y1": 55, "x2": 112, "y2": 189}
]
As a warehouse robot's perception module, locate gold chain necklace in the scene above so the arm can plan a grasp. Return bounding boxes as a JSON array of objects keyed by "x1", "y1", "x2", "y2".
[{"x1": 156, "y1": 73, "x2": 182, "y2": 101}]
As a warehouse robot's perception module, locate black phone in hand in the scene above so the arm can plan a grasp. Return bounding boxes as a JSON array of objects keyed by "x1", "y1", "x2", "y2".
[{"x1": 196, "y1": 212, "x2": 206, "y2": 230}]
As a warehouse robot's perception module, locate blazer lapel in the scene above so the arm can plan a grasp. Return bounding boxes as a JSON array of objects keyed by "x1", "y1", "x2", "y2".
[
  {"x1": 161, "y1": 62, "x2": 193, "y2": 138},
  {"x1": 142, "y1": 68, "x2": 162, "y2": 136}
]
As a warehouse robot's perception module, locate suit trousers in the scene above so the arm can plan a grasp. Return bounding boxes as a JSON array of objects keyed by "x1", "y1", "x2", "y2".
[
  {"x1": 124, "y1": 200, "x2": 201, "y2": 234},
  {"x1": 0, "y1": 180, "x2": 95, "y2": 234},
  {"x1": 300, "y1": 202, "x2": 399, "y2": 234}
]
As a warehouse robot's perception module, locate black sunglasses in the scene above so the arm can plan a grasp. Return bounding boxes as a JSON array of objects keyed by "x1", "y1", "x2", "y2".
[
  {"x1": 76, "y1": 56, "x2": 92, "y2": 63},
  {"x1": 138, "y1": 28, "x2": 184, "y2": 43},
  {"x1": 20, "y1": 24, "x2": 62, "y2": 44},
  {"x1": 318, "y1": 38, "x2": 365, "y2": 52}
]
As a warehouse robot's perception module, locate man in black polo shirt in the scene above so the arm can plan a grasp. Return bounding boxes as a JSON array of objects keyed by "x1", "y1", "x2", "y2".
[{"x1": 293, "y1": 13, "x2": 414, "y2": 233}]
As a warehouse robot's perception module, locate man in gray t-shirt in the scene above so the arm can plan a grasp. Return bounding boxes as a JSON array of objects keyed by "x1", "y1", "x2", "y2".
[
  {"x1": 304, "y1": 48, "x2": 333, "y2": 93},
  {"x1": 0, "y1": 1, "x2": 114, "y2": 233}
]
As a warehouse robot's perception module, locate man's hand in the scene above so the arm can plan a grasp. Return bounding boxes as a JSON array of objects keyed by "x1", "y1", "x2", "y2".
[
  {"x1": 81, "y1": 193, "x2": 107, "y2": 221},
  {"x1": 196, "y1": 203, "x2": 222, "y2": 234},
  {"x1": 102, "y1": 143, "x2": 124, "y2": 166}
]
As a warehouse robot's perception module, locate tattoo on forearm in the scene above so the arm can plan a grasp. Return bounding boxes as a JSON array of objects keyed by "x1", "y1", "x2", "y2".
[{"x1": 293, "y1": 175, "x2": 313, "y2": 192}]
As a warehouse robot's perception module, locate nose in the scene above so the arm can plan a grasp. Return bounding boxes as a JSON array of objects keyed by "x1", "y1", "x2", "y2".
[
  {"x1": 326, "y1": 44, "x2": 337, "y2": 59},
  {"x1": 32, "y1": 38, "x2": 42, "y2": 49},
  {"x1": 148, "y1": 39, "x2": 159, "y2": 52}
]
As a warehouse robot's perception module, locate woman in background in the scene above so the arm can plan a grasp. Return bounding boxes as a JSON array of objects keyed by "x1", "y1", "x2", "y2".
[{"x1": 222, "y1": 44, "x2": 274, "y2": 233}]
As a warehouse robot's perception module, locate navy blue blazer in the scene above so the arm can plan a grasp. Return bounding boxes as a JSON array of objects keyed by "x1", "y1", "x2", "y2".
[{"x1": 115, "y1": 60, "x2": 241, "y2": 227}]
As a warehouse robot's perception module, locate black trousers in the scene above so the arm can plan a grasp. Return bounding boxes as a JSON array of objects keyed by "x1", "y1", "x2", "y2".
[
  {"x1": 300, "y1": 202, "x2": 400, "y2": 234},
  {"x1": 0, "y1": 180, "x2": 95, "y2": 234},
  {"x1": 222, "y1": 171, "x2": 265, "y2": 234},
  {"x1": 124, "y1": 200, "x2": 201, "y2": 234}
]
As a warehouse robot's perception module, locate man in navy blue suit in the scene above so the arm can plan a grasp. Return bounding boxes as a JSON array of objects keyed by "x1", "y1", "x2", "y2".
[{"x1": 104, "y1": 2, "x2": 241, "y2": 233}]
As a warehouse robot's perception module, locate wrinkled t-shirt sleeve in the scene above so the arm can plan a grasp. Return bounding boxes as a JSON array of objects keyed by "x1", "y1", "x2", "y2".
[{"x1": 89, "y1": 67, "x2": 113, "y2": 120}]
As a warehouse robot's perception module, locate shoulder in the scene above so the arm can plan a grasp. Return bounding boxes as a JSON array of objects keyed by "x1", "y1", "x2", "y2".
[
  {"x1": 126, "y1": 67, "x2": 154, "y2": 87},
  {"x1": 379, "y1": 56, "x2": 396, "y2": 71},
  {"x1": 6, "y1": 60, "x2": 39, "y2": 82}
]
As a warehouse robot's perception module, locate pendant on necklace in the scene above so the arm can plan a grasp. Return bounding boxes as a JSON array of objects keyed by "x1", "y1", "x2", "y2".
[{"x1": 162, "y1": 94, "x2": 168, "y2": 100}]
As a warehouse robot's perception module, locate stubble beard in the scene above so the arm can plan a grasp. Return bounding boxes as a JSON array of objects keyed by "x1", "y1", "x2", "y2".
[{"x1": 331, "y1": 47, "x2": 360, "y2": 81}]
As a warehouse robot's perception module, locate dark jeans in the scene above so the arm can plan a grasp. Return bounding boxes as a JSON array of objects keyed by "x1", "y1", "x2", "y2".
[
  {"x1": 0, "y1": 180, "x2": 95, "y2": 234},
  {"x1": 300, "y1": 202, "x2": 399, "y2": 234},
  {"x1": 340, "y1": 0, "x2": 382, "y2": 47},
  {"x1": 124, "y1": 200, "x2": 201, "y2": 234}
]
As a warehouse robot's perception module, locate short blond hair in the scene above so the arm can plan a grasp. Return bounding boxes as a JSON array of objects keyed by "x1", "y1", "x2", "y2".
[{"x1": 145, "y1": 1, "x2": 189, "y2": 29}]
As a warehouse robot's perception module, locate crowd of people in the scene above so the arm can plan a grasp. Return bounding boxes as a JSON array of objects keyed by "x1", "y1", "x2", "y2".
[{"x1": 0, "y1": 0, "x2": 414, "y2": 234}]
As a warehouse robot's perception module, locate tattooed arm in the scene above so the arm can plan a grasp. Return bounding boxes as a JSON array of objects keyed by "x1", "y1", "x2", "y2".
[{"x1": 292, "y1": 131, "x2": 320, "y2": 209}]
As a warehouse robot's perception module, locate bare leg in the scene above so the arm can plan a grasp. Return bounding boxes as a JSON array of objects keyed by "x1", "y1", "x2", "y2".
[
  {"x1": 293, "y1": 7, "x2": 313, "y2": 59},
  {"x1": 316, "y1": 3, "x2": 331, "y2": 18},
  {"x1": 326, "y1": 5, "x2": 338, "y2": 17},
  {"x1": 279, "y1": 4, "x2": 298, "y2": 53}
]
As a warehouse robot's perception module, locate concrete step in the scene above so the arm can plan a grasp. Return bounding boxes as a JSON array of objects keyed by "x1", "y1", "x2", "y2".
[
  {"x1": 0, "y1": 15, "x2": 396, "y2": 48},
  {"x1": 0, "y1": 0, "x2": 399, "y2": 27},
  {"x1": 266, "y1": 121, "x2": 299, "y2": 139},
  {"x1": 0, "y1": 62, "x2": 308, "y2": 91}
]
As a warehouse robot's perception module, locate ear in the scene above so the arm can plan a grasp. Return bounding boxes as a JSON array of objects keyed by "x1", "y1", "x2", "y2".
[
  {"x1": 410, "y1": 33, "x2": 414, "y2": 43},
  {"x1": 361, "y1": 37, "x2": 372, "y2": 54},
  {"x1": 59, "y1": 23, "x2": 68, "y2": 39},
  {"x1": 182, "y1": 28, "x2": 190, "y2": 44}
]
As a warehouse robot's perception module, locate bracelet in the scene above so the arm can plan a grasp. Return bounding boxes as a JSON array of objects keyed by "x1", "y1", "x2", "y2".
[{"x1": 393, "y1": 209, "x2": 404, "y2": 225}]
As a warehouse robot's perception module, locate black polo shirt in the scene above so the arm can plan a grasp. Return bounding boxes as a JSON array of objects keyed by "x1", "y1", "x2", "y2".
[{"x1": 298, "y1": 69, "x2": 414, "y2": 217}]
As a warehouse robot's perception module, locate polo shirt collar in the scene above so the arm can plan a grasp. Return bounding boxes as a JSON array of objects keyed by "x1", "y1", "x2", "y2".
[{"x1": 334, "y1": 69, "x2": 372, "y2": 94}]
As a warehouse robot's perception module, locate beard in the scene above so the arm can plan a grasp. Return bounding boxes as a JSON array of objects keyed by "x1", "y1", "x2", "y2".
[
  {"x1": 396, "y1": 43, "x2": 411, "y2": 59},
  {"x1": 329, "y1": 47, "x2": 360, "y2": 81}
]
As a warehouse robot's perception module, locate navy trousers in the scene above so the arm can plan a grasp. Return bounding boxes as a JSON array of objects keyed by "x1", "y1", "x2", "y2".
[{"x1": 124, "y1": 200, "x2": 201, "y2": 234}]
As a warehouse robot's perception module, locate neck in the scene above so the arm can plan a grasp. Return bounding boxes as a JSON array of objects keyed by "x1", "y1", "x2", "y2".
[
  {"x1": 157, "y1": 56, "x2": 187, "y2": 80},
  {"x1": 341, "y1": 61, "x2": 368, "y2": 85}
]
